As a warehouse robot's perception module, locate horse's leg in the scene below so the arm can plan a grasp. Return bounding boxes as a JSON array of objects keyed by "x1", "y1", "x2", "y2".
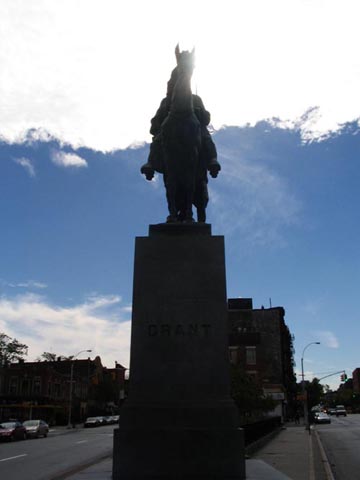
[
  {"x1": 183, "y1": 155, "x2": 196, "y2": 223},
  {"x1": 197, "y1": 207, "x2": 206, "y2": 223},
  {"x1": 195, "y1": 179, "x2": 208, "y2": 223},
  {"x1": 165, "y1": 171, "x2": 178, "y2": 223}
]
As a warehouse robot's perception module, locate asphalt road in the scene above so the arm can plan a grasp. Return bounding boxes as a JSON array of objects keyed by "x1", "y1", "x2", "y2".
[
  {"x1": 316, "y1": 413, "x2": 360, "y2": 480},
  {"x1": 0, "y1": 424, "x2": 114, "y2": 480}
]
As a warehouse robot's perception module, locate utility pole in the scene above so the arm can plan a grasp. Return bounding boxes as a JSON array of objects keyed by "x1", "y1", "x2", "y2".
[
  {"x1": 301, "y1": 342, "x2": 320, "y2": 431},
  {"x1": 67, "y1": 349, "x2": 92, "y2": 429}
]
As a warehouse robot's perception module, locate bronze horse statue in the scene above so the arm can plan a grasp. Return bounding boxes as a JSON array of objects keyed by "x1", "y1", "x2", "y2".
[{"x1": 161, "y1": 46, "x2": 201, "y2": 223}]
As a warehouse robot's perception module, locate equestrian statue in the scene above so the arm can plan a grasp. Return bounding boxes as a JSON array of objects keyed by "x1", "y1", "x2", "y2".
[{"x1": 141, "y1": 45, "x2": 221, "y2": 223}]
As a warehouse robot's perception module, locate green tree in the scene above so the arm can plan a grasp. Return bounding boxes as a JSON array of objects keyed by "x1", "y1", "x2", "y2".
[
  {"x1": 36, "y1": 352, "x2": 74, "y2": 362},
  {"x1": 230, "y1": 365, "x2": 276, "y2": 420},
  {"x1": 38, "y1": 352, "x2": 57, "y2": 361},
  {"x1": 0, "y1": 332, "x2": 28, "y2": 365},
  {"x1": 306, "y1": 378, "x2": 324, "y2": 409}
]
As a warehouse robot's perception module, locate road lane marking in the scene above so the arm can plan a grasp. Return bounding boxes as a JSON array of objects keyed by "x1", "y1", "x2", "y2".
[
  {"x1": 75, "y1": 440, "x2": 88, "y2": 444},
  {"x1": 0, "y1": 454, "x2": 28, "y2": 462}
]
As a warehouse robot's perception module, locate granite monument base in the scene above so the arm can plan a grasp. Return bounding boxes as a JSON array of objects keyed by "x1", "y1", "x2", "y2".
[{"x1": 113, "y1": 224, "x2": 245, "y2": 479}]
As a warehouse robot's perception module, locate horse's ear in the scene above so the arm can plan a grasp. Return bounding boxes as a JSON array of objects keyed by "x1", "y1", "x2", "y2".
[
  {"x1": 191, "y1": 47, "x2": 195, "y2": 56},
  {"x1": 175, "y1": 44, "x2": 180, "y2": 63}
]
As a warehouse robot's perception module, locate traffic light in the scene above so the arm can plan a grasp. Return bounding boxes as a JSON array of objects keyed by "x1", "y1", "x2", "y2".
[{"x1": 340, "y1": 373, "x2": 348, "y2": 381}]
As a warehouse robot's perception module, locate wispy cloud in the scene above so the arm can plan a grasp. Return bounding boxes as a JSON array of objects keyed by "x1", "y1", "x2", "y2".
[
  {"x1": 315, "y1": 331, "x2": 340, "y2": 349},
  {"x1": 13, "y1": 157, "x2": 35, "y2": 177},
  {"x1": 211, "y1": 150, "x2": 301, "y2": 246},
  {"x1": 51, "y1": 150, "x2": 88, "y2": 168},
  {"x1": 1, "y1": 279, "x2": 47, "y2": 289},
  {"x1": 0, "y1": 293, "x2": 131, "y2": 368}
]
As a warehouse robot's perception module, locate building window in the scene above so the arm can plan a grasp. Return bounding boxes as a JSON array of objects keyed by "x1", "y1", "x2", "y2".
[
  {"x1": 33, "y1": 377, "x2": 41, "y2": 395},
  {"x1": 229, "y1": 347, "x2": 238, "y2": 365},
  {"x1": 54, "y1": 383, "x2": 60, "y2": 398},
  {"x1": 22, "y1": 378, "x2": 30, "y2": 395},
  {"x1": 9, "y1": 376, "x2": 18, "y2": 395},
  {"x1": 245, "y1": 346, "x2": 256, "y2": 365}
]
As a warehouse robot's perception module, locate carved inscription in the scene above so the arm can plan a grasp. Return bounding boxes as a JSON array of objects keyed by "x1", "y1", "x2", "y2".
[{"x1": 148, "y1": 323, "x2": 211, "y2": 337}]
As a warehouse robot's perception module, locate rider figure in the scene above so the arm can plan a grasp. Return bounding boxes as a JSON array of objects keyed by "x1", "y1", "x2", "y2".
[{"x1": 141, "y1": 67, "x2": 221, "y2": 221}]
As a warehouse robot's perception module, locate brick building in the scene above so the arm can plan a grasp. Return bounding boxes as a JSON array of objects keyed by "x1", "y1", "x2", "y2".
[
  {"x1": 228, "y1": 298, "x2": 296, "y2": 420},
  {"x1": 0, "y1": 356, "x2": 126, "y2": 424},
  {"x1": 352, "y1": 368, "x2": 360, "y2": 393}
]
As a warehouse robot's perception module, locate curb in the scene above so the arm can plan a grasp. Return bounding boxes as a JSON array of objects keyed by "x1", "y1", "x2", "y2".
[{"x1": 313, "y1": 429, "x2": 335, "y2": 480}]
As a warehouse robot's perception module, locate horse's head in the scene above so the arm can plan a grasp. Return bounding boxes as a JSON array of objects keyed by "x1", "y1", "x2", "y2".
[{"x1": 175, "y1": 44, "x2": 195, "y2": 76}]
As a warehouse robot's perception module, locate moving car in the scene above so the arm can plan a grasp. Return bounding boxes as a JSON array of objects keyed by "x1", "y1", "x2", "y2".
[
  {"x1": 314, "y1": 412, "x2": 331, "y2": 424},
  {"x1": 23, "y1": 419, "x2": 49, "y2": 438},
  {"x1": 84, "y1": 417, "x2": 101, "y2": 428},
  {"x1": 335, "y1": 405, "x2": 347, "y2": 416},
  {"x1": 0, "y1": 421, "x2": 27, "y2": 441}
]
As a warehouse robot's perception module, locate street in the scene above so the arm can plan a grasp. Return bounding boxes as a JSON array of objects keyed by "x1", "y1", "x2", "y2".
[
  {"x1": 0, "y1": 424, "x2": 114, "y2": 480},
  {"x1": 316, "y1": 413, "x2": 360, "y2": 480}
]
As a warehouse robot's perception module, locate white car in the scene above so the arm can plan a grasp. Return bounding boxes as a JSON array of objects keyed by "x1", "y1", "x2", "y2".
[
  {"x1": 23, "y1": 419, "x2": 49, "y2": 438},
  {"x1": 335, "y1": 405, "x2": 347, "y2": 416}
]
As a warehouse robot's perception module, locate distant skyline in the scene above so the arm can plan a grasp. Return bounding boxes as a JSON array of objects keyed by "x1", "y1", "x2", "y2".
[{"x1": 1, "y1": 0, "x2": 360, "y2": 391}]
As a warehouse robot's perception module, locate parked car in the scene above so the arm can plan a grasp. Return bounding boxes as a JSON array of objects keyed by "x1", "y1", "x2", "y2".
[
  {"x1": 96, "y1": 416, "x2": 106, "y2": 425},
  {"x1": 328, "y1": 408, "x2": 337, "y2": 415},
  {"x1": 314, "y1": 412, "x2": 331, "y2": 424},
  {"x1": 103, "y1": 416, "x2": 114, "y2": 425},
  {"x1": 0, "y1": 421, "x2": 27, "y2": 441},
  {"x1": 23, "y1": 419, "x2": 49, "y2": 438},
  {"x1": 84, "y1": 417, "x2": 101, "y2": 428},
  {"x1": 336, "y1": 405, "x2": 347, "y2": 416}
]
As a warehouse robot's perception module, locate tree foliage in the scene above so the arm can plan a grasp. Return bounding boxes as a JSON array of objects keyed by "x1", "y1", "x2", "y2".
[
  {"x1": 39, "y1": 352, "x2": 57, "y2": 361},
  {"x1": 36, "y1": 352, "x2": 74, "y2": 362},
  {"x1": 0, "y1": 332, "x2": 28, "y2": 365},
  {"x1": 306, "y1": 378, "x2": 324, "y2": 409},
  {"x1": 230, "y1": 365, "x2": 276, "y2": 418}
]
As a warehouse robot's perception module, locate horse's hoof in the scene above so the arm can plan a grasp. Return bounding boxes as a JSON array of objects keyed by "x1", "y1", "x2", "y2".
[
  {"x1": 184, "y1": 217, "x2": 195, "y2": 224},
  {"x1": 166, "y1": 215, "x2": 177, "y2": 223}
]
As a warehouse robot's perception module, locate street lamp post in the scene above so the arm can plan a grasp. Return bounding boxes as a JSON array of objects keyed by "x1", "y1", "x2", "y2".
[
  {"x1": 67, "y1": 349, "x2": 92, "y2": 428},
  {"x1": 301, "y1": 342, "x2": 320, "y2": 430}
]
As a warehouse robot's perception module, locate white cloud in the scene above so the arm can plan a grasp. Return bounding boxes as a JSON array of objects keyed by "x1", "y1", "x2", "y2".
[
  {"x1": 0, "y1": 1, "x2": 360, "y2": 150},
  {"x1": 51, "y1": 150, "x2": 88, "y2": 168},
  {"x1": 315, "y1": 331, "x2": 340, "y2": 349},
  {"x1": 121, "y1": 305, "x2": 132, "y2": 313},
  {"x1": 1, "y1": 279, "x2": 47, "y2": 289},
  {"x1": 13, "y1": 157, "x2": 35, "y2": 177},
  {"x1": 0, "y1": 293, "x2": 131, "y2": 368}
]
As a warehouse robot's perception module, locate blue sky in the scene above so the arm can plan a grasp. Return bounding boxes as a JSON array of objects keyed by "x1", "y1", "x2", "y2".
[
  {"x1": 1, "y1": 0, "x2": 360, "y2": 390},
  {"x1": 1, "y1": 120, "x2": 360, "y2": 390}
]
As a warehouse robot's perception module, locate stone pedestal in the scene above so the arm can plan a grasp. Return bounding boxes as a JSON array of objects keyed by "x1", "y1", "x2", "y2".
[{"x1": 113, "y1": 224, "x2": 245, "y2": 479}]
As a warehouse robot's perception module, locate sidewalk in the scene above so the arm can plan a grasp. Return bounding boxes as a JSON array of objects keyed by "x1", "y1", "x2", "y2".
[
  {"x1": 62, "y1": 423, "x2": 331, "y2": 479},
  {"x1": 249, "y1": 423, "x2": 330, "y2": 479}
]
